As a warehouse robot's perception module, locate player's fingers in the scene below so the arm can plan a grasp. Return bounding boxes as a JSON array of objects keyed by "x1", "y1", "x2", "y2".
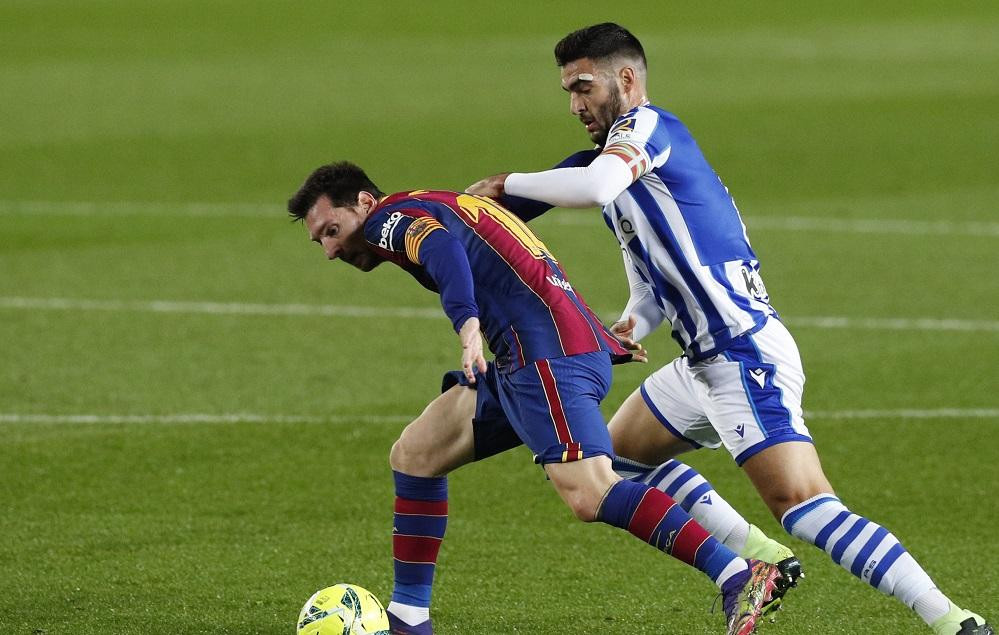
[
  {"x1": 615, "y1": 335, "x2": 641, "y2": 350},
  {"x1": 465, "y1": 179, "x2": 492, "y2": 196},
  {"x1": 476, "y1": 354, "x2": 488, "y2": 374},
  {"x1": 463, "y1": 361, "x2": 477, "y2": 384}
]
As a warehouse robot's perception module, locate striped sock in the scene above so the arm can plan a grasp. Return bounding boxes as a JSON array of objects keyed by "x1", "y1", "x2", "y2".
[
  {"x1": 782, "y1": 494, "x2": 950, "y2": 624},
  {"x1": 598, "y1": 478, "x2": 747, "y2": 588},
  {"x1": 390, "y1": 471, "x2": 448, "y2": 614},
  {"x1": 612, "y1": 457, "x2": 750, "y2": 552}
]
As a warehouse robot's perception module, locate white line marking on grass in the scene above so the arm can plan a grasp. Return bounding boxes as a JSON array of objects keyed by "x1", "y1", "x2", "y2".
[
  {"x1": 2, "y1": 297, "x2": 997, "y2": 333},
  {"x1": 0, "y1": 200, "x2": 275, "y2": 217},
  {"x1": 783, "y1": 315, "x2": 999, "y2": 333},
  {"x1": 0, "y1": 297, "x2": 442, "y2": 319},
  {"x1": 0, "y1": 413, "x2": 411, "y2": 425},
  {"x1": 539, "y1": 212, "x2": 999, "y2": 238},
  {"x1": 3, "y1": 200, "x2": 998, "y2": 237},
  {"x1": 2, "y1": 409, "x2": 995, "y2": 426},
  {"x1": 806, "y1": 408, "x2": 999, "y2": 420},
  {"x1": 750, "y1": 216, "x2": 999, "y2": 237}
]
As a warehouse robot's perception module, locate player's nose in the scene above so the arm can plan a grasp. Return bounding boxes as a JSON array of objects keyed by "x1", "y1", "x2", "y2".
[
  {"x1": 321, "y1": 238, "x2": 340, "y2": 260},
  {"x1": 569, "y1": 93, "x2": 585, "y2": 114}
]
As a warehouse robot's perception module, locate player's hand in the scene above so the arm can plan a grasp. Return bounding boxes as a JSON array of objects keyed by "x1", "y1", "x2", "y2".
[
  {"x1": 466, "y1": 173, "x2": 510, "y2": 199},
  {"x1": 458, "y1": 317, "x2": 488, "y2": 383},
  {"x1": 611, "y1": 315, "x2": 648, "y2": 363}
]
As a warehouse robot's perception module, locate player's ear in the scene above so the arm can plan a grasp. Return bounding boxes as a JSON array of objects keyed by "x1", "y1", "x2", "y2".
[
  {"x1": 357, "y1": 190, "x2": 376, "y2": 211},
  {"x1": 619, "y1": 65, "x2": 637, "y2": 91}
]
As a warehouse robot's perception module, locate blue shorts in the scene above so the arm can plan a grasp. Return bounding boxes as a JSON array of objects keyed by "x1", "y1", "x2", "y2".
[{"x1": 442, "y1": 351, "x2": 614, "y2": 465}]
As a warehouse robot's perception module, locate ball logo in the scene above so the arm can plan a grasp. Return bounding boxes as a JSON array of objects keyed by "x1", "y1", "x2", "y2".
[{"x1": 378, "y1": 212, "x2": 404, "y2": 249}]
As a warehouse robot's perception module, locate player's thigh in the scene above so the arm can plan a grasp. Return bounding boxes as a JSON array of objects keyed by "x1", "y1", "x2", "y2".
[
  {"x1": 691, "y1": 319, "x2": 813, "y2": 466},
  {"x1": 544, "y1": 454, "x2": 619, "y2": 522},
  {"x1": 608, "y1": 385, "x2": 701, "y2": 465},
  {"x1": 612, "y1": 357, "x2": 722, "y2": 464},
  {"x1": 390, "y1": 385, "x2": 477, "y2": 477},
  {"x1": 439, "y1": 366, "x2": 524, "y2": 463},
  {"x1": 741, "y1": 441, "x2": 835, "y2": 520}
]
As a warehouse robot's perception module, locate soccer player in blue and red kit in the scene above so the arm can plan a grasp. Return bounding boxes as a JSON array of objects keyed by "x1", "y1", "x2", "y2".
[{"x1": 287, "y1": 162, "x2": 792, "y2": 635}]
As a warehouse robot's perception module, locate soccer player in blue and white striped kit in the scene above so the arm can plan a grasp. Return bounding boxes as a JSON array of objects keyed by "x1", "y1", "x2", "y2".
[{"x1": 469, "y1": 22, "x2": 992, "y2": 635}]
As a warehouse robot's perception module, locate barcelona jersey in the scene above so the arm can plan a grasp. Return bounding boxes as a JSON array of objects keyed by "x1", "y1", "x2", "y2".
[{"x1": 362, "y1": 190, "x2": 630, "y2": 372}]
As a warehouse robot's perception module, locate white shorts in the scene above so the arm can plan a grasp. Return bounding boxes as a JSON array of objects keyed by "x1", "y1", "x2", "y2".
[{"x1": 640, "y1": 317, "x2": 812, "y2": 465}]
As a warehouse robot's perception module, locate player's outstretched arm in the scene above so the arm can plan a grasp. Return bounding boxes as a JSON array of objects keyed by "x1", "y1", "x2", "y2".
[
  {"x1": 466, "y1": 149, "x2": 602, "y2": 219},
  {"x1": 469, "y1": 153, "x2": 634, "y2": 209}
]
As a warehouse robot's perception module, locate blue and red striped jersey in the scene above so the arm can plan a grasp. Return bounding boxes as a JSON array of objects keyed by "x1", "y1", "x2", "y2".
[{"x1": 362, "y1": 189, "x2": 630, "y2": 372}]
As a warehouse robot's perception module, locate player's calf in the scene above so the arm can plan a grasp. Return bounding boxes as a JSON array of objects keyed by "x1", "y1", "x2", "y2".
[{"x1": 546, "y1": 455, "x2": 620, "y2": 522}]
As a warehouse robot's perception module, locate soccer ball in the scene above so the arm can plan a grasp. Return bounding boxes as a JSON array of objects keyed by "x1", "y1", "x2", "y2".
[{"x1": 296, "y1": 583, "x2": 390, "y2": 635}]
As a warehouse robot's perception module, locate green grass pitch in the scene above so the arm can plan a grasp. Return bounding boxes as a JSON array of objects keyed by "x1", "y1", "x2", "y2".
[{"x1": 1, "y1": 1, "x2": 997, "y2": 633}]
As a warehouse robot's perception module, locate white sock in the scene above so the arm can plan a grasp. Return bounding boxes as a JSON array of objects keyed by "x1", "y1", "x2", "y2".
[
  {"x1": 912, "y1": 590, "x2": 952, "y2": 625},
  {"x1": 715, "y1": 558, "x2": 750, "y2": 589},
  {"x1": 613, "y1": 458, "x2": 750, "y2": 549},
  {"x1": 781, "y1": 494, "x2": 948, "y2": 623},
  {"x1": 386, "y1": 601, "x2": 429, "y2": 626},
  {"x1": 723, "y1": 521, "x2": 751, "y2": 554}
]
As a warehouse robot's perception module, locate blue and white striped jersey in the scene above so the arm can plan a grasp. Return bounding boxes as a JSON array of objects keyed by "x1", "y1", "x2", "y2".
[{"x1": 602, "y1": 104, "x2": 777, "y2": 360}]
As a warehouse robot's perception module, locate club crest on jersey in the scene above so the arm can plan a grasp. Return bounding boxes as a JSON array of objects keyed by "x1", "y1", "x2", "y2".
[
  {"x1": 378, "y1": 211, "x2": 404, "y2": 249},
  {"x1": 406, "y1": 217, "x2": 435, "y2": 238},
  {"x1": 546, "y1": 274, "x2": 573, "y2": 291}
]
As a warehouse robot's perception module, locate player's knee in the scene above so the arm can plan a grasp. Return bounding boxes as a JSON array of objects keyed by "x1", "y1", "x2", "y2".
[
  {"x1": 561, "y1": 488, "x2": 603, "y2": 522},
  {"x1": 766, "y1": 486, "x2": 832, "y2": 522},
  {"x1": 388, "y1": 437, "x2": 409, "y2": 472},
  {"x1": 567, "y1": 497, "x2": 601, "y2": 523},
  {"x1": 389, "y1": 432, "x2": 434, "y2": 475}
]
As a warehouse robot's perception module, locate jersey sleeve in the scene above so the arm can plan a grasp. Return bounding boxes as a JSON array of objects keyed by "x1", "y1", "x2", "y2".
[
  {"x1": 416, "y1": 228, "x2": 479, "y2": 332},
  {"x1": 364, "y1": 208, "x2": 445, "y2": 265},
  {"x1": 364, "y1": 207, "x2": 477, "y2": 332},
  {"x1": 602, "y1": 106, "x2": 672, "y2": 181}
]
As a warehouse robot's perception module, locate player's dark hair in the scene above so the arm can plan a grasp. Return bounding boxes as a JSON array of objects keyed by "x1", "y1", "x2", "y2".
[
  {"x1": 554, "y1": 22, "x2": 646, "y2": 69},
  {"x1": 287, "y1": 161, "x2": 385, "y2": 221}
]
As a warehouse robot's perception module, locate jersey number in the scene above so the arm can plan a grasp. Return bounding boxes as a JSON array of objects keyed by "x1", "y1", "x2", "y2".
[{"x1": 455, "y1": 194, "x2": 554, "y2": 260}]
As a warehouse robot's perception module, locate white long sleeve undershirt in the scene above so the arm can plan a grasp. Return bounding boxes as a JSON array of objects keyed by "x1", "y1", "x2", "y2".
[
  {"x1": 504, "y1": 152, "x2": 634, "y2": 208},
  {"x1": 619, "y1": 247, "x2": 666, "y2": 342}
]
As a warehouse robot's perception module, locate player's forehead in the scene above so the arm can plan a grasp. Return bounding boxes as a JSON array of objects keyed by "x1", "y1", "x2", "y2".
[{"x1": 560, "y1": 58, "x2": 603, "y2": 91}]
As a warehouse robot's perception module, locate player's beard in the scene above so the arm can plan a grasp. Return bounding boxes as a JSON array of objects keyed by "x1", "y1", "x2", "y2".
[{"x1": 593, "y1": 84, "x2": 625, "y2": 147}]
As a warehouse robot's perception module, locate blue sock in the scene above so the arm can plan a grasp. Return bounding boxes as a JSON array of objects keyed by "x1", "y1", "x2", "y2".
[
  {"x1": 599, "y1": 479, "x2": 746, "y2": 586},
  {"x1": 391, "y1": 471, "x2": 448, "y2": 608}
]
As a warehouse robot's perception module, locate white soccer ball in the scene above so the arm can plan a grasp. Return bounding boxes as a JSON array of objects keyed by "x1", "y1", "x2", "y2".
[{"x1": 296, "y1": 583, "x2": 390, "y2": 635}]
